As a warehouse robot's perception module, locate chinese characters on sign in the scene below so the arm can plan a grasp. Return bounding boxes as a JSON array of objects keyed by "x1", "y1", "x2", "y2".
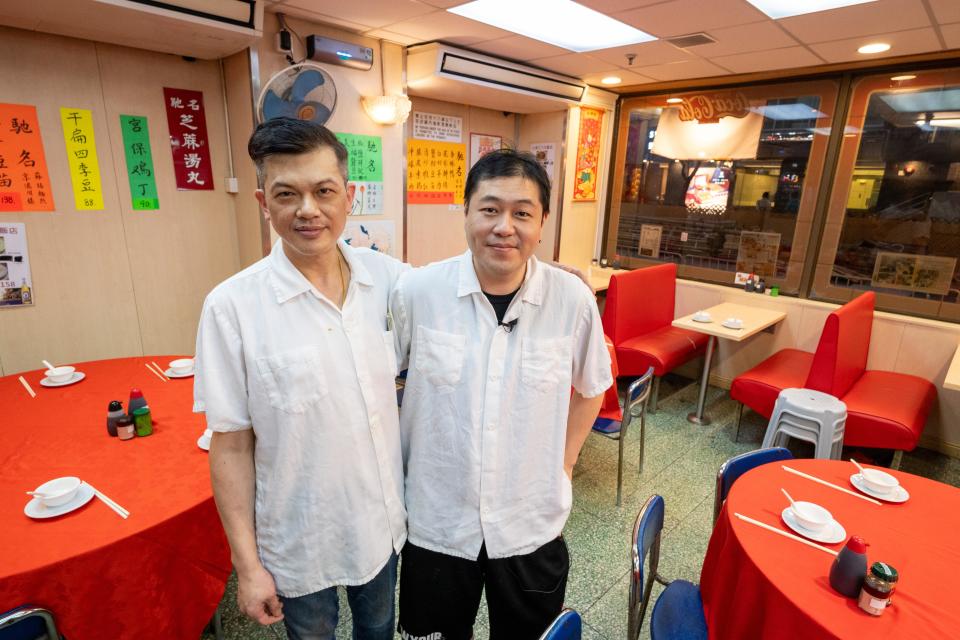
[
  {"x1": 335, "y1": 132, "x2": 384, "y2": 215},
  {"x1": 163, "y1": 88, "x2": 213, "y2": 191},
  {"x1": 573, "y1": 107, "x2": 603, "y2": 202},
  {"x1": 0, "y1": 104, "x2": 54, "y2": 212},
  {"x1": 413, "y1": 111, "x2": 462, "y2": 142},
  {"x1": 529, "y1": 142, "x2": 556, "y2": 184},
  {"x1": 0, "y1": 223, "x2": 33, "y2": 307},
  {"x1": 60, "y1": 108, "x2": 104, "y2": 210},
  {"x1": 120, "y1": 115, "x2": 159, "y2": 210},
  {"x1": 406, "y1": 140, "x2": 467, "y2": 205}
]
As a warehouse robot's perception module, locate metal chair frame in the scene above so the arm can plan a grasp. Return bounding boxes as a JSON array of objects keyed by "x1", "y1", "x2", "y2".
[
  {"x1": 627, "y1": 495, "x2": 671, "y2": 640},
  {"x1": 593, "y1": 366, "x2": 655, "y2": 506},
  {"x1": 0, "y1": 605, "x2": 59, "y2": 640},
  {"x1": 713, "y1": 447, "x2": 793, "y2": 522}
]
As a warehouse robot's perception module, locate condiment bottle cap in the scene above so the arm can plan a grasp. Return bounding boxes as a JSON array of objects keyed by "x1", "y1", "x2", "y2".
[
  {"x1": 845, "y1": 536, "x2": 867, "y2": 554},
  {"x1": 870, "y1": 562, "x2": 898, "y2": 582},
  {"x1": 130, "y1": 388, "x2": 144, "y2": 399},
  {"x1": 108, "y1": 400, "x2": 123, "y2": 411}
]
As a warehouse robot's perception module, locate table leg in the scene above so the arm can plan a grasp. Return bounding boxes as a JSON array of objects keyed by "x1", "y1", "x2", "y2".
[{"x1": 688, "y1": 335, "x2": 715, "y2": 425}]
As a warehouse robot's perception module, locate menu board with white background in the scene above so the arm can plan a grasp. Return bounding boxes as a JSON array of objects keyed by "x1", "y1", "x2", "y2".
[
  {"x1": 0, "y1": 222, "x2": 33, "y2": 307},
  {"x1": 413, "y1": 111, "x2": 462, "y2": 142}
]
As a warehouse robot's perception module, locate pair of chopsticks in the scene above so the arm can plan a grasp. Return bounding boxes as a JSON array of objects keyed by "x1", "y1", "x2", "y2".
[
  {"x1": 84, "y1": 482, "x2": 129, "y2": 519},
  {"x1": 18, "y1": 375, "x2": 36, "y2": 398},
  {"x1": 734, "y1": 512, "x2": 838, "y2": 556},
  {"x1": 782, "y1": 465, "x2": 882, "y2": 506},
  {"x1": 145, "y1": 361, "x2": 168, "y2": 382}
]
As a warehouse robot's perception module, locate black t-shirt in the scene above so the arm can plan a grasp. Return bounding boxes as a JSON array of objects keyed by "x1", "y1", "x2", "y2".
[{"x1": 484, "y1": 286, "x2": 521, "y2": 325}]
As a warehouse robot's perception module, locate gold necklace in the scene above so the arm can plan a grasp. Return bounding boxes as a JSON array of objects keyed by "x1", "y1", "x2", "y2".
[{"x1": 337, "y1": 251, "x2": 347, "y2": 307}]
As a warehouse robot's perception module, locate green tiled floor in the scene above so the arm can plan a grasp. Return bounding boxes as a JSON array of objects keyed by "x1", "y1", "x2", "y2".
[{"x1": 203, "y1": 376, "x2": 960, "y2": 640}]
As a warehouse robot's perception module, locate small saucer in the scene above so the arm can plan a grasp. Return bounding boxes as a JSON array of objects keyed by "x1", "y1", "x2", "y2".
[
  {"x1": 781, "y1": 507, "x2": 846, "y2": 544},
  {"x1": 722, "y1": 321, "x2": 744, "y2": 330},
  {"x1": 692, "y1": 316, "x2": 713, "y2": 323},
  {"x1": 850, "y1": 474, "x2": 909, "y2": 503},
  {"x1": 39, "y1": 372, "x2": 86, "y2": 387},
  {"x1": 24, "y1": 483, "x2": 95, "y2": 519},
  {"x1": 165, "y1": 368, "x2": 195, "y2": 379}
]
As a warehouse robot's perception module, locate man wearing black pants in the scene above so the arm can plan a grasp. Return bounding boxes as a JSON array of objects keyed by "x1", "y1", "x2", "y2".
[{"x1": 391, "y1": 149, "x2": 611, "y2": 639}]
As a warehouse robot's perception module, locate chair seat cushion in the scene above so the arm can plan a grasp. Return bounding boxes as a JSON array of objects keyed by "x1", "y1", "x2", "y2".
[
  {"x1": 650, "y1": 580, "x2": 708, "y2": 640},
  {"x1": 730, "y1": 349, "x2": 814, "y2": 418},
  {"x1": 841, "y1": 370, "x2": 936, "y2": 451},
  {"x1": 592, "y1": 416, "x2": 622, "y2": 438},
  {"x1": 616, "y1": 326, "x2": 709, "y2": 377}
]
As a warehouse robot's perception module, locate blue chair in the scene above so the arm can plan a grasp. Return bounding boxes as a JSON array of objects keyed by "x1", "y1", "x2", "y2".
[
  {"x1": 592, "y1": 366, "x2": 655, "y2": 506},
  {"x1": 538, "y1": 608, "x2": 581, "y2": 640},
  {"x1": 0, "y1": 605, "x2": 60, "y2": 640},
  {"x1": 713, "y1": 447, "x2": 793, "y2": 522},
  {"x1": 629, "y1": 495, "x2": 708, "y2": 640}
]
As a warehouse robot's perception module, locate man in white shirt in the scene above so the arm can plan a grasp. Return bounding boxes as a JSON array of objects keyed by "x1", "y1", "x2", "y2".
[
  {"x1": 194, "y1": 118, "x2": 406, "y2": 640},
  {"x1": 392, "y1": 149, "x2": 612, "y2": 639}
]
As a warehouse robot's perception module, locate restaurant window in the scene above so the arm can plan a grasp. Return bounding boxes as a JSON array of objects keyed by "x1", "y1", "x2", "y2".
[
  {"x1": 607, "y1": 80, "x2": 838, "y2": 293},
  {"x1": 813, "y1": 68, "x2": 960, "y2": 320}
]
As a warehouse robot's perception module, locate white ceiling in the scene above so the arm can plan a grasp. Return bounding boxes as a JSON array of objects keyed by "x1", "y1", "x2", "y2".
[{"x1": 268, "y1": 0, "x2": 960, "y2": 90}]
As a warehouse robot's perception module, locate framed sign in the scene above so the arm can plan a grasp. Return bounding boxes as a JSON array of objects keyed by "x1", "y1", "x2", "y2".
[{"x1": 470, "y1": 133, "x2": 502, "y2": 168}]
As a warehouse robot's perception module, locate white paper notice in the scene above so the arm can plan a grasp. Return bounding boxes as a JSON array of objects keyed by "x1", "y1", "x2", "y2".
[
  {"x1": 413, "y1": 111, "x2": 462, "y2": 142},
  {"x1": 0, "y1": 222, "x2": 33, "y2": 307}
]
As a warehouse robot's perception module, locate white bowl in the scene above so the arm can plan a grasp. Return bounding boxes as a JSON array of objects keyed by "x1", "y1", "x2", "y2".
[
  {"x1": 34, "y1": 476, "x2": 82, "y2": 507},
  {"x1": 693, "y1": 311, "x2": 711, "y2": 321},
  {"x1": 860, "y1": 468, "x2": 899, "y2": 494},
  {"x1": 169, "y1": 358, "x2": 195, "y2": 375},
  {"x1": 791, "y1": 501, "x2": 832, "y2": 532},
  {"x1": 45, "y1": 366, "x2": 75, "y2": 383}
]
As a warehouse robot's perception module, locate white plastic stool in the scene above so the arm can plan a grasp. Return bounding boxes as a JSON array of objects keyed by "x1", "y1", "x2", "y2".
[{"x1": 761, "y1": 388, "x2": 848, "y2": 459}]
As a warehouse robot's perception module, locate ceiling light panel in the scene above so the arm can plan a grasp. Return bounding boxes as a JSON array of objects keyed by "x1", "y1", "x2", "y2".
[
  {"x1": 745, "y1": 0, "x2": 877, "y2": 19},
  {"x1": 448, "y1": 0, "x2": 656, "y2": 52}
]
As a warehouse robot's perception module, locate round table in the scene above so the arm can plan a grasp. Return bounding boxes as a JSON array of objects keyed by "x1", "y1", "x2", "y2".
[
  {"x1": 700, "y1": 458, "x2": 960, "y2": 639},
  {"x1": 0, "y1": 357, "x2": 230, "y2": 639}
]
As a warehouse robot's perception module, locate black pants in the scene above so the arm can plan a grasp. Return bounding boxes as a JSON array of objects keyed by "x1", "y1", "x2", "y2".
[{"x1": 398, "y1": 537, "x2": 569, "y2": 640}]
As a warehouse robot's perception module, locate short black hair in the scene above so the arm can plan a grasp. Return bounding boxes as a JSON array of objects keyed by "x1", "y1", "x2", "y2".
[
  {"x1": 248, "y1": 117, "x2": 348, "y2": 188},
  {"x1": 464, "y1": 148, "x2": 551, "y2": 214},
  {"x1": 761, "y1": 191, "x2": 770, "y2": 198}
]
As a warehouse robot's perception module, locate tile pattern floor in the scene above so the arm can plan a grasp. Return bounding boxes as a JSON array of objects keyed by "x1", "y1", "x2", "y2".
[{"x1": 202, "y1": 377, "x2": 960, "y2": 639}]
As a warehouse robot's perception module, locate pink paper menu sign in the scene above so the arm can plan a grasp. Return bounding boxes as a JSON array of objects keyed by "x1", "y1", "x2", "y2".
[{"x1": 162, "y1": 88, "x2": 213, "y2": 191}]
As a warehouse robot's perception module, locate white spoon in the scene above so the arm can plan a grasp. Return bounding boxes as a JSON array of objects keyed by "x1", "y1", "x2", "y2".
[
  {"x1": 850, "y1": 458, "x2": 867, "y2": 476},
  {"x1": 42, "y1": 360, "x2": 55, "y2": 371},
  {"x1": 25, "y1": 490, "x2": 52, "y2": 498},
  {"x1": 781, "y1": 488, "x2": 798, "y2": 509}
]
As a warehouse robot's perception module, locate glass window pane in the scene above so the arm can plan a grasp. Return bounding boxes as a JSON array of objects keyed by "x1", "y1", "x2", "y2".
[{"x1": 609, "y1": 82, "x2": 837, "y2": 292}]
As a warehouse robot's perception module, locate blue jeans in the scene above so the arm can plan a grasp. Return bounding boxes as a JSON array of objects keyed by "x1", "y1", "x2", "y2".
[{"x1": 279, "y1": 553, "x2": 398, "y2": 640}]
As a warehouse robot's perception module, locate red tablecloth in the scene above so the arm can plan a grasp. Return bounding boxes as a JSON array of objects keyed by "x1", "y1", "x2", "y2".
[
  {"x1": 700, "y1": 459, "x2": 960, "y2": 639},
  {"x1": 1, "y1": 357, "x2": 231, "y2": 639}
]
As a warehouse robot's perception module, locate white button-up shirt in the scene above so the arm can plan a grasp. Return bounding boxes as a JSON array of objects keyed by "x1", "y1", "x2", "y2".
[
  {"x1": 391, "y1": 251, "x2": 612, "y2": 560},
  {"x1": 194, "y1": 240, "x2": 407, "y2": 597}
]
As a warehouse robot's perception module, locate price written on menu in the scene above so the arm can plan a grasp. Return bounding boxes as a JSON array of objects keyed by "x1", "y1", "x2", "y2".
[
  {"x1": 0, "y1": 104, "x2": 54, "y2": 212},
  {"x1": 60, "y1": 108, "x2": 104, "y2": 210},
  {"x1": 119, "y1": 115, "x2": 159, "y2": 210},
  {"x1": 406, "y1": 140, "x2": 466, "y2": 205},
  {"x1": 163, "y1": 88, "x2": 213, "y2": 191}
]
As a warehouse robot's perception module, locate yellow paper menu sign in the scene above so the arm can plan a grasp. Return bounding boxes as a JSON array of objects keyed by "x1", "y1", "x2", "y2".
[{"x1": 60, "y1": 108, "x2": 104, "y2": 210}]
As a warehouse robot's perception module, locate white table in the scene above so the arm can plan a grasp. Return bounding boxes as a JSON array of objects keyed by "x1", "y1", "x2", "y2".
[
  {"x1": 585, "y1": 265, "x2": 628, "y2": 293},
  {"x1": 673, "y1": 302, "x2": 786, "y2": 425},
  {"x1": 943, "y1": 342, "x2": 960, "y2": 392}
]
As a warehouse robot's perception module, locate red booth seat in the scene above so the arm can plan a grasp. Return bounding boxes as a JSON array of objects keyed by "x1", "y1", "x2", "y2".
[{"x1": 731, "y1": 292, "x2": 935, "y2": 457}]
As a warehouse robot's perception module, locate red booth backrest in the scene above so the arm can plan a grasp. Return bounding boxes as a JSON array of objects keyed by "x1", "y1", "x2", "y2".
[
  {"x1": 805, "y1": 291, "x2": 875, "y2": 398},
  {"x1": 602, "y1": 263, "x2": 677, "y2": 344}
]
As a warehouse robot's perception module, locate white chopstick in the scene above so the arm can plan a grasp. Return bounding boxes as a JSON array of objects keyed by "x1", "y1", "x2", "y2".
[
  {"x1": 83, "y1": 482, "x2": 129, "y2": 519},
  {"x1": 782, "y1": 465, "x2": 882, "y2": 506},
  {"x1": 734, "y1": 512, "x2": 838, "y2": 556},
  {"x1": 18, "y1": 375, "x2": 36, "y2": 398},
  {"x1": 150, "y1": 361, "x2": 170, "y2": 380},
  {"x1": 145, "y1": 362, "x2": 168, "y2": 382}
]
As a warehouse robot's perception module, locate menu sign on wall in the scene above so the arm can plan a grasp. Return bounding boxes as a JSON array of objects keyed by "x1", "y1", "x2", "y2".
[
  {"x1": 0, "y1": 104, "x2": 54, "y2": 212},
  {"x1": 119, "y1": 115, "x2": 159, "y2": 210},
  {"x1": 163, "y1": 88, "x2": 213, "y2": 190},
  {"x1": 406, "y1": 139, "x2": 467, "y2": 205},
  {"x1": 335, "y1": 132, "x2": 384, "y2": 215},
  {"x1": 60, "y1": 108, "x2": 104, "y2": 210}
]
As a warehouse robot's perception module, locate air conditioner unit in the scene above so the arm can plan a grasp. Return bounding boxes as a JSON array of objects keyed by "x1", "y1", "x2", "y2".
[
  {"x1": 0, "y1": 0, "x2": 263, "y2": 60},
  {"x1": 406, "y1": 43, "x2": 588, "y2": 114}
]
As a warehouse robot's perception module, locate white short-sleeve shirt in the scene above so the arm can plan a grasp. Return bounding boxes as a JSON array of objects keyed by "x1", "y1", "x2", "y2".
[
  {"x1": 194, "y1": 240, "x2": 407, "y2": 597},
  {"x1": 391, "y1": 251, "x2": 612, "y2": 560}
]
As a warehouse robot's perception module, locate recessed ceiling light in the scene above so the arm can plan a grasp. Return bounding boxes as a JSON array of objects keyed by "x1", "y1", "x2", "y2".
[
  {"x1": 448, "y1": 0, "x2": 656, "y2": 53},
  {"x1": 891, "y1": 74, "x2": 917, "y2": 81},
  {"x1": 601, "y1": 76, "x2": 622, "y2": 85},
  {"x1": 666, "y1": 97, "x2": 684, "y2": 104},
  {"x1": 745, "y1": 0, "x2": 877, "y2": 19},
  {"x1": 858, "y1": 42, "x2": 891, "y2": 54}
]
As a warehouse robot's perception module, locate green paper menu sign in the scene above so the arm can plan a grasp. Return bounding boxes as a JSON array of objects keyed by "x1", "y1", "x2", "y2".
[
  {"x1": 119, "y1": 115, "x2": 159, "y2": 210},
  {"x1": 335, "y1": 133, "x2": 383, "y2": 182}
]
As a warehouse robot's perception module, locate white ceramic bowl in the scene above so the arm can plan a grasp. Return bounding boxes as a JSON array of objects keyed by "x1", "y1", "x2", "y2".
[
  {"x1": 791, "y1": 501, "x2": 832, "y2": 532},
  {"x1": 694, "y1": 311, "x2": 711, "y2": 321},
  {"x1": 169, "y1": 358, "x2": 195, "y2": 375},
  {"x1": 861, "y1": 468, "x2": 899, "y2": 494},
  {"x1": 34, "y1": 476, "x2": 82, "y2": 507},
  {"x1": 45, "y1": 366, "x2": 75, "y2": 383}
]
